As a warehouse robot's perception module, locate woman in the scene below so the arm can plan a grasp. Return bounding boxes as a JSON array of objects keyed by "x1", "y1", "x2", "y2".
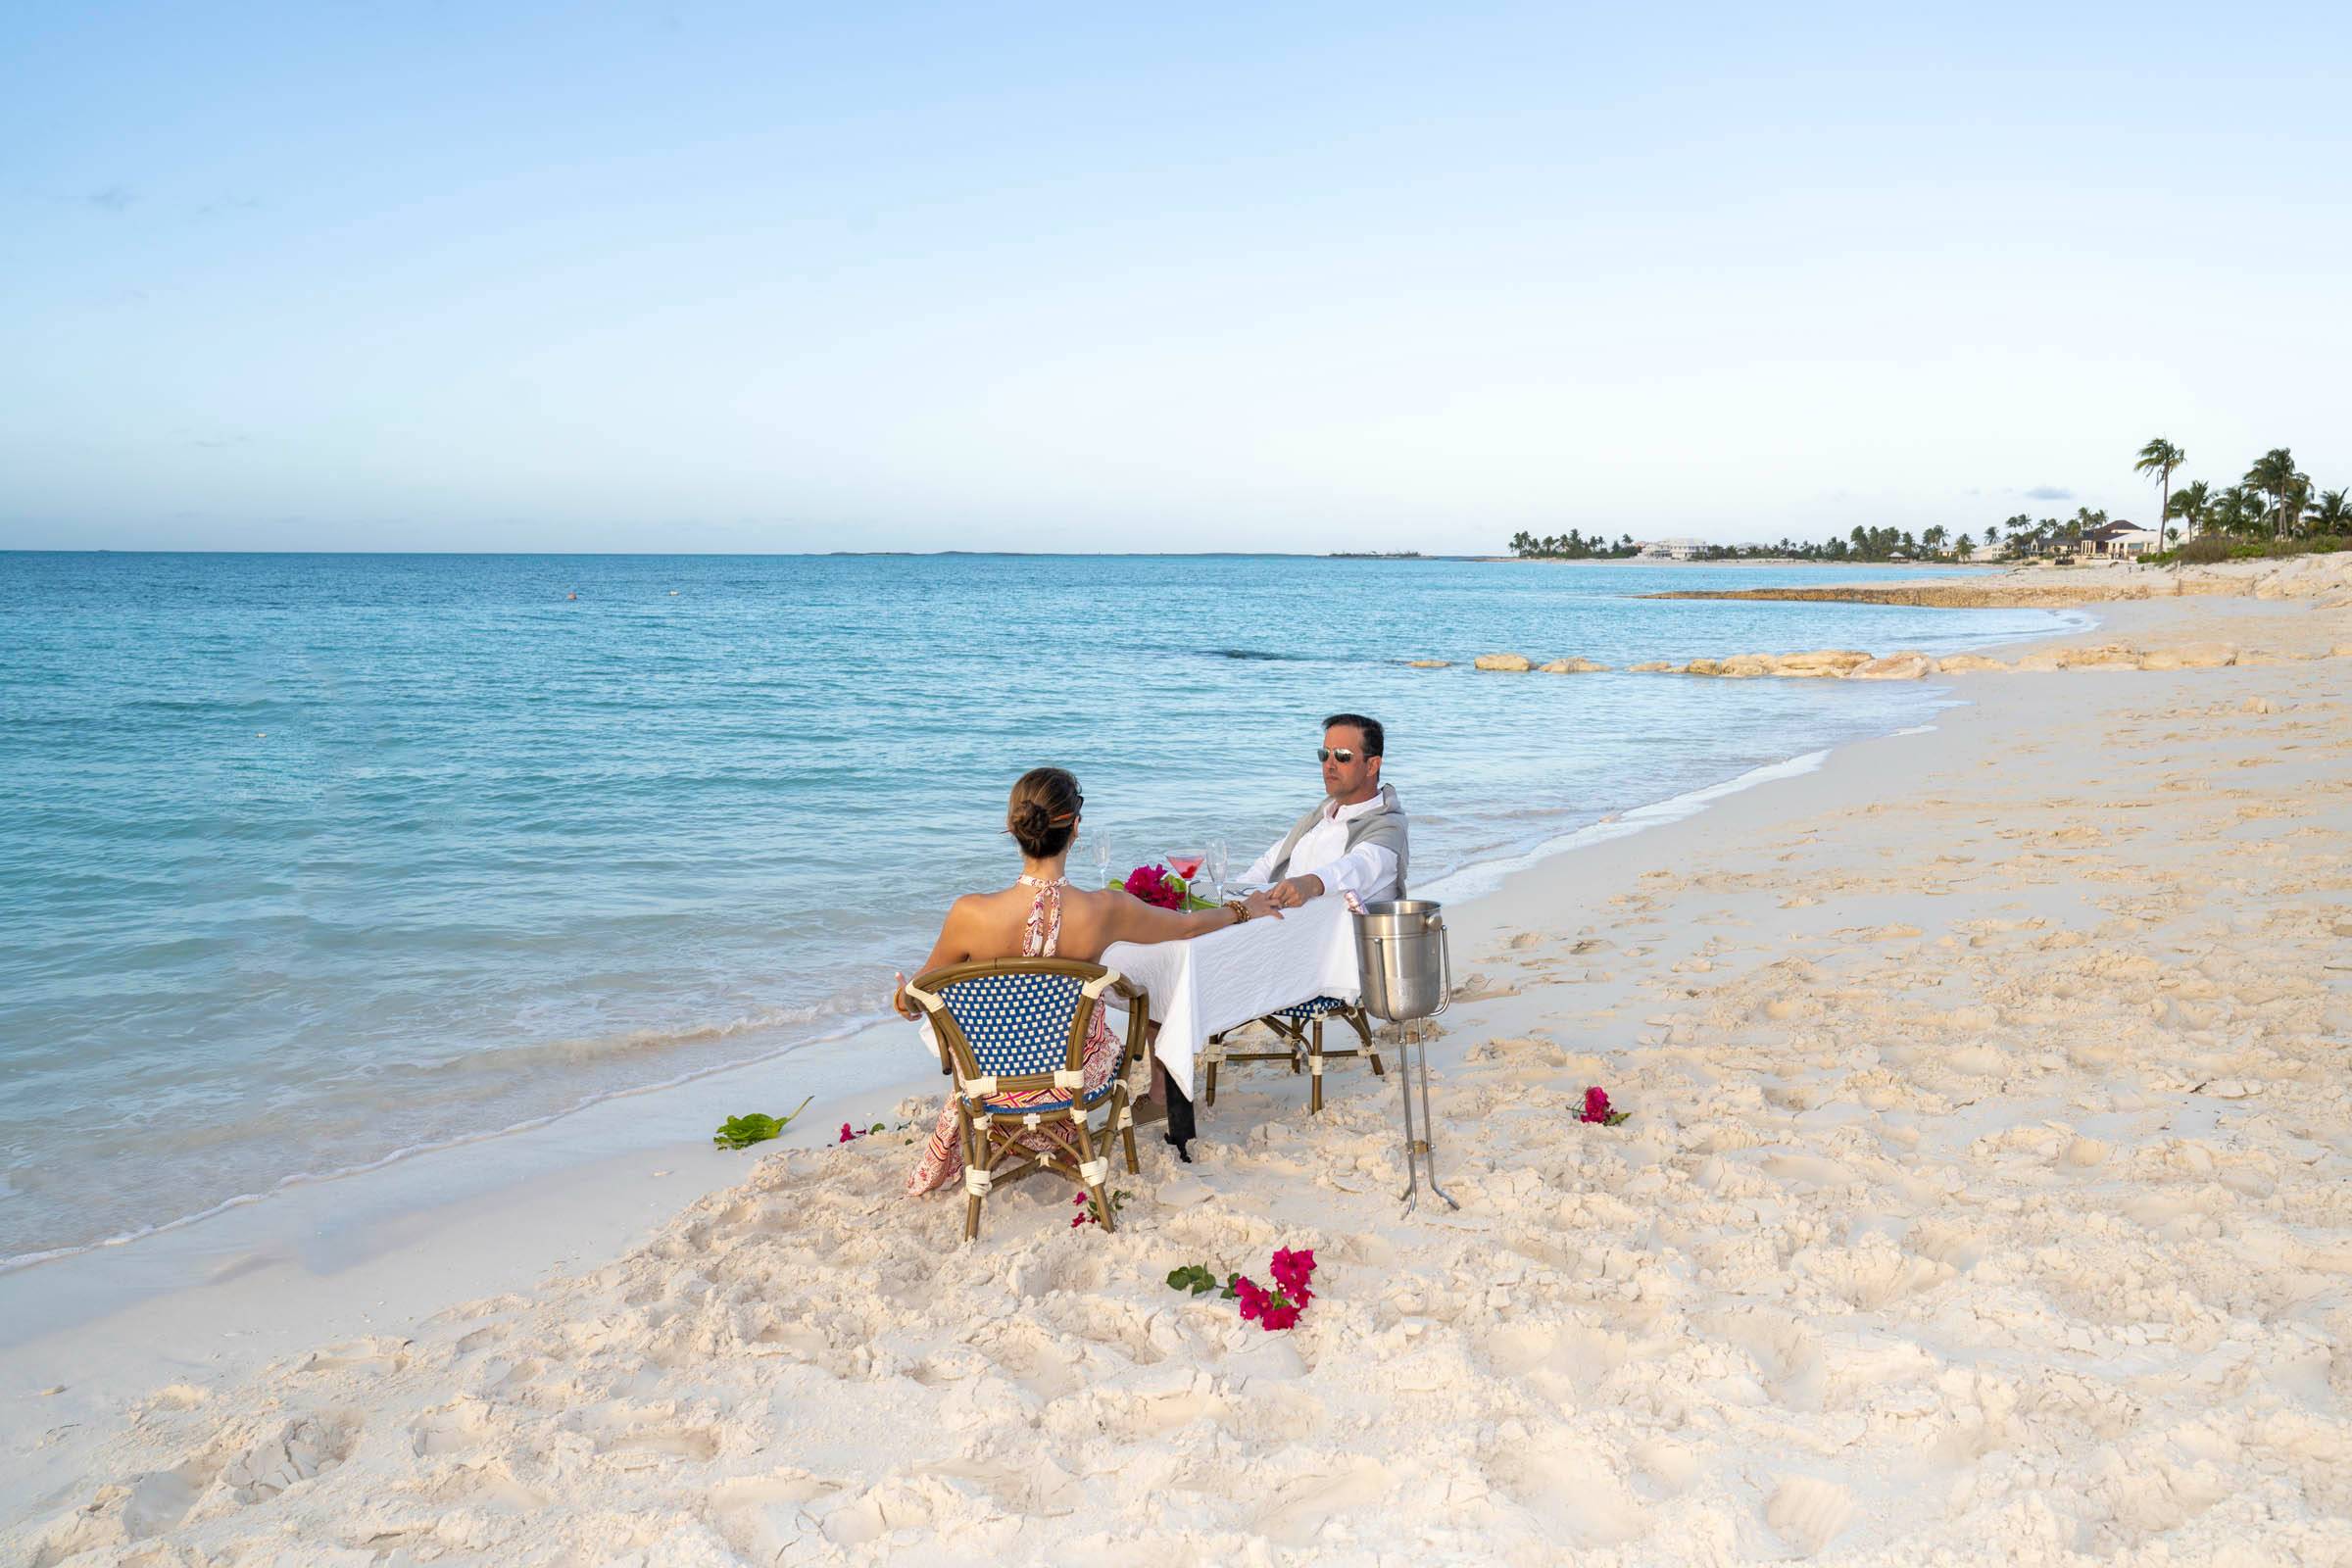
[{"x1": 898, "y1": 766, "x2": 1278, "y2": 1196}]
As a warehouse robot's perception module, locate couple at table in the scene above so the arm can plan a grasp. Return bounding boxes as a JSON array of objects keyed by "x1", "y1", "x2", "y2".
[{"x1": 897, "y1": 713, "x2": 1409, "y2": 1197}]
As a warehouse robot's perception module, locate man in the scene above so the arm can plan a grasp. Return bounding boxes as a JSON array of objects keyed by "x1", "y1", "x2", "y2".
[{"x1": 1244, "y1": 712, "x2": 1408, "y2": 908}]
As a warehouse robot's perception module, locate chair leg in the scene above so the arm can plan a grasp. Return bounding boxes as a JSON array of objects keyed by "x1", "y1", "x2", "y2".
[
  {"x1": 1308, "y1": 1018, "x2": 1325, "y2": 1114},
  {"x1": 1278, "y1": 1017, "x2": 1306, "y2": 1073},
  {"x1": 1118, "y1": 1093, "x2": 1140, "y2": 1174},
  {"x1": 1072, "y1": 1115, "x2": 1114, "y2": 1234},
  {"x1": 1203, "y1": 1060, "x2": 1219, "y2": 1105},
  {"x1": 960, "y1": 1112, "x2": 985, "y2": 1242}
]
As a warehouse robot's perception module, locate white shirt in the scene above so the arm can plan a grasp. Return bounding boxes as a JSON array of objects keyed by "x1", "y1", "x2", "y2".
[{"x1": 1242, "y1": 795, "x2": 1399, "y2": 905}]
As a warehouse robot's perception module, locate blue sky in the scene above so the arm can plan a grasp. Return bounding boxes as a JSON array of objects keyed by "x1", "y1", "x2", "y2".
[{"x1": 3, "y1": 2, "x2": 2346, "y2": 553}]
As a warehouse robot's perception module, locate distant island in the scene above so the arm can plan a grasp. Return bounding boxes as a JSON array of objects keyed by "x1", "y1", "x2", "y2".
[
  {"x1": 1507, "y1": 438, "x2": 2343, "y2": 566},
  {"x1": 1326, "y1": 550, "x2": 1424, "y2": 559}
]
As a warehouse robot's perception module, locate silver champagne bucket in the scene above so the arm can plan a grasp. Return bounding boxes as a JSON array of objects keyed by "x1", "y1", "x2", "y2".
[
  {"x1": 1352, "y1": 900, "x2": 1451, "y2": 1022},
  {"x1": 1351, "y1": 899, "x2": 1459, "y2": 1212}
]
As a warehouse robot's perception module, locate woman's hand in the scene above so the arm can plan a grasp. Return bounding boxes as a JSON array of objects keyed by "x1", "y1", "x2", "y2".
[
  {"x1": 1242, "y1": 889, "x2": 1283, "y2": 921},
  {"x1": 892, "y1": 970, "x2": 917, "y2": 1020}
]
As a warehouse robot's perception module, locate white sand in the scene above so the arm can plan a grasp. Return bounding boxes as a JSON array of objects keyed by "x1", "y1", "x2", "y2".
[{"x1": 6, "y1": 574, "x2": 2351, "y2": 1566}]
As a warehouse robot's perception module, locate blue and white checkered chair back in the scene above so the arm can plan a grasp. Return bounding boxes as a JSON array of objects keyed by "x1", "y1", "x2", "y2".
[{"x1": 934, "y1": 970, "x2": 1087, "y2": 1081}]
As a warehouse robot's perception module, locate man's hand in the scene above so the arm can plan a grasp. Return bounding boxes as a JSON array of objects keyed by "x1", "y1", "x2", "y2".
[
  {"x1": 1267, "y1": 874, "x2": 1325, "y2": 909},
  {"x1": 1241, "y1": 888, "x2": 1284, "y2": 921}
]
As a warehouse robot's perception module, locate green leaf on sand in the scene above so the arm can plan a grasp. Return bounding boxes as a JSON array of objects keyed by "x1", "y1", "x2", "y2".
[
  {"x1": 712, "y1": 1096, "x2": 814, "y2": 1150},
  {"x1": 1165, "y1": 1263, "x2": 1219, "y2": 1296}
]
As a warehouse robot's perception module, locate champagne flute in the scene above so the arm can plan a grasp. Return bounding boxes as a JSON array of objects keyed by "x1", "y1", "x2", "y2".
[
  {"x1": 1091, "y1": 828, "x2": 1114, "y2": 889},
  {"x1": 1206, "y1": 838, "x2": 1229, "y2": 903}
]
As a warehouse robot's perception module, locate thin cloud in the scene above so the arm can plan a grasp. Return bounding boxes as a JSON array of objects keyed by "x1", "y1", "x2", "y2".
[
  {"x1": 2023, "y1": 484, "x2": 2074, "y2": 501},
  {"x1": 87, "y1": 185, "x2": 135, "y2": 212}
]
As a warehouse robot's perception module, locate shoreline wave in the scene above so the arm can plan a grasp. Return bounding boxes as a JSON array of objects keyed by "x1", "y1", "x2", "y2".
[{"x1": 0, "y1": 1004, "x2": 895, "y2": 1277}]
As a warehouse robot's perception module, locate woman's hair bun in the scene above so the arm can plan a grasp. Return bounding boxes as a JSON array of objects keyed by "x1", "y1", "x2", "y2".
[{"x1": 1005, "y1": 767, "x2": 1082, "y2": 858}]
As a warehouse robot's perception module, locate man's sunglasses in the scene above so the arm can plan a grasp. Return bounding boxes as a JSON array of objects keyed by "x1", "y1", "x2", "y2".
[{"x1": 1316, "y1": 747, "x2": 1362, "y2": 763}]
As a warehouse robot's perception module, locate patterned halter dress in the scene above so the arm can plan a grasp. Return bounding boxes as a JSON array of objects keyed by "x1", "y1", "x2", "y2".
[{"x1": 905, "y1": 876, "x2": 1121, "y2": 1197}]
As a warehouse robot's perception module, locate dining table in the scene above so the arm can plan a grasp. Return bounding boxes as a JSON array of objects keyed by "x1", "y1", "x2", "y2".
[{"x1": 1102, "y1": 893, "x2": 1365, "y2": 1148}]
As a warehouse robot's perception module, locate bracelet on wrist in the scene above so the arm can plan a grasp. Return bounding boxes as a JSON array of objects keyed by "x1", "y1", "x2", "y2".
[{"x1": 1223, "y1": 898, "x2": 1250, "y2": 924}]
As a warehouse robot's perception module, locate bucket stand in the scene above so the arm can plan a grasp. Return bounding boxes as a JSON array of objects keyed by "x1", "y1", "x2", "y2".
[{"x1": 1392, "y1": 1016, "x2": 1457, "y2": 1213}]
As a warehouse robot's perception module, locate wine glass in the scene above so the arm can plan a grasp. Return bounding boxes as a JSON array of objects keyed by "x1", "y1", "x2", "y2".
[
  {"x1": 1090, "y1": 829, "x2": 1114, "y2": 888},
  {"x1": 1205, "y1": 838, "x2": 1229, "y2": 903}
]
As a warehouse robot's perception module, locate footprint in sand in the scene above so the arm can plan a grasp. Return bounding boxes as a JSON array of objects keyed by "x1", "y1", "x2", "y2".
[
  {"x1": 1481, "y1": 1319, "x2": 1639, "y2": 1404},
  {"x1": 411, "y1": 1398, "x2": 497, "y2": 1458},
  {"x1": 969, "y1": 1318, "x2": 1087, "y2": 1400},
  {"x1": 1693, "y1": 1308, "x2": 1824, "y2": 1410},
  {"x1": 708, "y1": 1471, "x2": 838, "y2": 1560},
  {"x1": 1765, "y1": 1474, "x2": 1857, "y2": 1556},
  {"x1": 1250, "y1": 1456, "x2": 1393, "y2": 1546},
  {"x1": 1798, "y1": 1244, "x2": 1955, "y2": 1311},
  {"x1": 1487, "y1": 1430, "x2": 1651, "y2": 1544},
  {"x1": 1062, "y1": 1366, "x2": 1228, "y2": 1441}
]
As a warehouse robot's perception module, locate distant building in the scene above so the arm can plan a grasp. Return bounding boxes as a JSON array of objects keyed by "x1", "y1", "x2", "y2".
[
  {"x1": 1637, "y1": 537, "x2": 1706, "y2": 560},
  {"x1": 2085, "y1": 521, "x2": 2159, "y2": 558}
]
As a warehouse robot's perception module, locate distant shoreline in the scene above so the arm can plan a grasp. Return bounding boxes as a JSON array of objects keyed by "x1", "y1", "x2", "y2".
[{"x1": 1473, "y1": 555, "x2": 1987, "y2": 567}]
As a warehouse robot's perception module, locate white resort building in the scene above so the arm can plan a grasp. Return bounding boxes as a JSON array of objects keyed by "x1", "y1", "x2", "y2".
[
  {"x1": 1638, "y1": 537, "x2": 1707, "y2": 560},
  {"x1": 2085, "y1": 521, "x2": 2160, "y2": 558}
]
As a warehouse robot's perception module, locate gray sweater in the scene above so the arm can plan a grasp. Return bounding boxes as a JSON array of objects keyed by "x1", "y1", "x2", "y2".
[{"x1": 1264, "y1": 783, "x2": 1409, "y2": 901}]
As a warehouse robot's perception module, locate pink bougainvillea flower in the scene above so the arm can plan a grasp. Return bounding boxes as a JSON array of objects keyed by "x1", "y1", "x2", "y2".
[
  {"x1": 1579, "y1": 1087, "x2": 1630, "y2": 1126},
  {"x1": 1234, "y1": 1277, "x2": 1268, "y2": 1322},
  {"x1": 1258, "y1": 1298, "x2": 1301, "y2": 1331},
  {"x1": 1269, "y1": 1249, "x2": 1316, "y2": 1305},
  {"x1": 839, "y1": 1122, "x2": 858, "y2": 1143},
  {"x1": 1122, "y1": 864, "x2": 1184, "y2": 910},
  {"x1": 1270, "y1": 1247, "x2": 1317, "y2": 1294}
]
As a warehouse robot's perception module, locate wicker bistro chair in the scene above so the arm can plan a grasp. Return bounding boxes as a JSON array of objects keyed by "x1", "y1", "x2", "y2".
[
  {"x1": 904, "y1": 958, "x2": 1150, "y2": 1241},
  {"x1": 1202, "y1": 996, "x2": 1385, "y2": 1114}
]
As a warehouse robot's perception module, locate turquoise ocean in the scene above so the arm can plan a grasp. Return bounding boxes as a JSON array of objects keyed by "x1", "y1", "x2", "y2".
[{"x1": 0, "y1": 552, "x2": 2082, "y2": 1266}]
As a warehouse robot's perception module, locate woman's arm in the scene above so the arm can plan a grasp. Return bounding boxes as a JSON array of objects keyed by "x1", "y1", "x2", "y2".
[
  {"x1": 893, "y1": 897, "x2": 977, "y2": 1018},
  {"x1": 1099, "y1": 887, "x2": 1279, "y2": 947}
]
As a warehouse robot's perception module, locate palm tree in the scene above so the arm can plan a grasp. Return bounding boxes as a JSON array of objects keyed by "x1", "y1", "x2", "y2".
[
  {"x1": 2246, "y1": 448, "x2": 2300, "y2": 537},
  {"x1": 2213, "y1": 485, "x2": 2262, "y2": 538},
  {"x1": 2166, "y1": 479, "x2": 2211, "y2": 542},
  {"x1": 1954, "y1": 531, "x2": 1975, "y2": 559},
  {"x1": 2282, "y1": 473, "x2": 2312, "y2": 538},
  {"x1": 2315, "y1": 488, "x2": 2350, "y2": 533},
  {"x1": 2134, "y1": 438, "x2": 2185, "y2": 551}
]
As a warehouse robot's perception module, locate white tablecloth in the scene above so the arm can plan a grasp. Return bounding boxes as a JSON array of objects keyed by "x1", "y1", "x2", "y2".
[{"x1": 1102, "y1": 896, "x2": 1363, "y2": 1097}]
